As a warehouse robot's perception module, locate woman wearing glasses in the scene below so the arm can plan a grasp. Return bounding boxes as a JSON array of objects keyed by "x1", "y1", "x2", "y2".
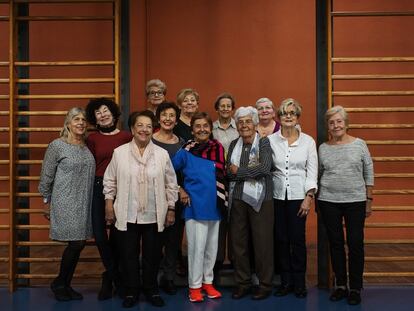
[{"x1": 268, "y1": 98, "x2": 318, "y2": 299}]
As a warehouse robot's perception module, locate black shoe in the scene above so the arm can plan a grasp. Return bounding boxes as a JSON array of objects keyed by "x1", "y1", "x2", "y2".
[
  {"x1": 294, "y1": 287, "x2": 307, "y2": 298},
  {"x1": 146, "y1": 294, "x2": 165, "y2": 307},
  {"x1": 50, "y1": 280, "x2": 71, "y2": 302},
  {"x1": 122, "y1": 296, "x2": 137, "y2": 308},
  {"x1": 330, "y1": 288, "x2": 348, "y2": 301},
  {"x1": 274, "y1": 284, "x2": 294, "y2": 297},
  {"x1": 66, "y1": 286, "x2": 83, "y2": 300},
  {"x1": 162, "y1": 280, "x2": 177, "y2": 295},
  {"x1": 347, "y1": 290, "x2": 361, "y2": 305},
  {"x1": 252, "y1": 287, "x2": 271, "y2": 300},
  {"x1": 98, "y1": 272, "x2": 113, "y2": 300},
  {"x1": 232, "y1": 286, "x2": 251, "y2": 299}
]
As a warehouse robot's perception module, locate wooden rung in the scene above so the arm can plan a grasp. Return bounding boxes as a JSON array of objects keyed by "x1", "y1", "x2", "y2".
[
  {"x1": 332, "y1": 57, "x2": 414, "y2": 63},
  {"x1": 0, "y1": 111, "x2": 9, "y2": 115},
  {"x1": 375, "y1": 173, "x2": 414, "y2": 178},
  {"x1": 0, "y1": 274, "x2": 8, "y2": 279},
  {"x1": 15, "y1": 225, "x2": 49, "y2": 230},
  {"x1": 16, "y1": 94, "x2": 115, "y2": 99},
  {"x1": 365, "y1": 256, "x2": 414, "y2": 262},
  {"x1": 345, "y1": 107, "x2": 414, "y2": 112},
  {"x1": 363, "y1": 272, "x2": 414, "y2": 277},
  {"x1": 13, "y1": 0, "x2": 115, "y2": 3},
  {"x1": 0, "y1": 208, "x2": 9, "y2": 213},
  {"x1": 16, "y1": 16, "x2": 114, "y2": 21},
  {"x1": 15, "y1": 209, "x2": 44, "y2": 214},
  {"x1": 16, "y1": 240, "x2": 96, "y2": 246},
  {"x1": 349, "y1": 124, "x2": 414, "y2": 129},
  {"x1": 16, "y1": 257, "x2": 100, "y2": 263},
  {"x1": 16, "y1": 160, "x2": 43, "y2": 165},
  {"x1": 0, "y1": 127, "x2": 9, "y2": 132},
  {"x1": 331, "y1": 11, "x2": 414, "y2": 17},
  {"x1": 365, "y1": 239, "x2": 414, "y2": 244},
  {"x1": 14, "y1": 61, "x2": 115, "y2": 66},
  {"x1": 0, "y1": 241, "x2": 8, "y2": 245},
  {"x1": 0, "y1": 62, "x2": 9, "y2": 66},
  {"x1": 16, "y1": 144, "x2": 48, "y2": 148},
  {"x1": 0, "y1": 258, "x2": 8, "y2": 263},
  {"x1": 333, "y1": 74, "x2": 414, "y2": 80},
  {"x1": 0, "y1": 225, "x2": 10, "y2": 229},
  {"x1": 15, "y1": 273, "x2": 100, "y2": 280},
  {"x1": 0, "y1": 95, "x2": 9, "y2": 99},
  {"x1": 333, "y1": 91, "x2": 414, "y2": 96},
  {"x1": 17, "y1": 78, "x2": 115, "y2": 83},
  {"x1": 372, "y1": 157, "x2": 414, "y2": 162},
  {"x1": 373, "y1": 190, "x2": 414, "y2": 195},
  {"x1": 17, "y1": 111, "x2": 67, "y2": 116},
  {"x1": 17, "y1": 127, "x2": 61, "y2": 132},
  {"x1": 373, "y1": 206, "x2": 414, "y2": 211},
  {"x1": 16, "y1": 193, "x2": 41, "y2": 197},
  {"x1": 0, "y1": 17, "x2": 9, "y2": 22},
  {"x1": 16, "y1": 176, "x2": 40, "y2": 181},
  {"x1": 0, "y1": 192, "x2": 10, "y2": 197},
  {"x1": 0, "y1": 78, "x2": 9, "y2": 83},
  {"x1": 0, "y1": 160, "x2": 9, "y2": 164},
  {"x1": 0, "y1": 144, "x2": 9, "y2": 148},
  {"x1": 365, "y1": 222, "x2": 414, "y2": 228},
  {"x1": 0, "y1": 176, "x2": 9, "y2": 180},
  {"x1": 366, "y1": 140, "x2": 414, "y2": 145}
]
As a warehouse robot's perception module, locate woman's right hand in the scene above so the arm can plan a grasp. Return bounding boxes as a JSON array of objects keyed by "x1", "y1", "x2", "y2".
[
  {"x1": 179, "y1": 187, "x2": 191, "y2": 206},
  {"x1": 43, "y1": 204, "x2": 50, "y2": 221},
  {"x1": 105, "y1": 200, "x2": 116, "y2": 225}
]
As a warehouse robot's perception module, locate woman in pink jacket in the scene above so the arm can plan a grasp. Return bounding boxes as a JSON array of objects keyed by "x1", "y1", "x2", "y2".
[{"x1": 103, "y1": 110, "x2": 178, "y2": 308}]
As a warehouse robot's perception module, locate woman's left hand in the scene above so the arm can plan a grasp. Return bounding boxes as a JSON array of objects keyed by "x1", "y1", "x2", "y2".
[
  {"x1": 165, "y1": 209, "x2": 175, "y2": 227},
  {"x1": 365, "y1": 200, "x2": 373, "y2": 218},
  {"x1": 229, "y1": 164, "x2": 239, "y2": 175},
  {"x1": 297, "y1": 196, "x2": 312, "y2": 217}
]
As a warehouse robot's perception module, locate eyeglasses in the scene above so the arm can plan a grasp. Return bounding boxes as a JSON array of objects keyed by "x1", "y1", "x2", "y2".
[
  {"x1": 237, "y1": 119, "x2": 254, "y2": 126},
  {"x1": 148, "y1": 91, "x2": 164, "y2": 97},
  {"x1": 280, "y1": 111, "x2": 298, "y2": 117}
]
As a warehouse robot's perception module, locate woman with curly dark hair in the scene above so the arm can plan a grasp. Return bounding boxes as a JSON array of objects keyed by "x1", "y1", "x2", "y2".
[{"x1": 85, "y1": 98, "x2": 132, "y2": 300}]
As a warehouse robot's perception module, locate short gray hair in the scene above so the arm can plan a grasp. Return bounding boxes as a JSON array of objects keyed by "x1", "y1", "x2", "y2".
[
  {"x1": 146, "y1": 79, "x2": 167, "y2": 96},
  {"x1": 325, "y1": 105, "x2": 349, "y2": 127},
  {"x1": 255, "y1": 97, "x2": 274, "y2": 110},
  {"x1": 60, "y1": 107, "x2": 86, "y2": 141},
  {"x1": 234, "y1": 106, "x2": 259, "y2": 125},
  {"x1": 277, "y1": 98, "x2": 302, "y2": 118}
]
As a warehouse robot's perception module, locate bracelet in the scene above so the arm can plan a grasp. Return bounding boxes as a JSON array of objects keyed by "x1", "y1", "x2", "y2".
[
  {"x1": 366, "y1": 197, "x2": 373, "y2": 201},
  {"x1": 168, "y1": 208, "x2": 176, "y2": 212},
  {"x1": 306, "y1": 193, "x2": 315, "y2": 199}
]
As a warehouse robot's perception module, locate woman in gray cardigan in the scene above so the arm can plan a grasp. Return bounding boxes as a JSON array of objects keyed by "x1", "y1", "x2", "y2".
[{"x1": 318, "y1": 105, "x2": 374, "y2": 306}]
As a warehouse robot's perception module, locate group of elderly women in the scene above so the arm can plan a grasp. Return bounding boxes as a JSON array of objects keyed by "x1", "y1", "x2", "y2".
[{"x1": 39, "y1": 78, "x2": 373, "y2": 308}]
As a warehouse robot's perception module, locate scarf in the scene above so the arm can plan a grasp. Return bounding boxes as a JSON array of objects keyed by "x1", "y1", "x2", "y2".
[
  {"x1": 129, "y1": 140, "x2": 155, "y2": 213},
  {"x1": 183, "y1": 139, "x2": 228, "y2": 215},
  {"x1": 229, "y1": 133, "x2": 266, "y2": 212}
]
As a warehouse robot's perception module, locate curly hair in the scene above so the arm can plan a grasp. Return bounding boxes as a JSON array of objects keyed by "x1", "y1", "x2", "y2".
[
  {"x1": 85, "y1": 98, "x2": 121, "y2": 126},
  {"x1": 155, "y1": 101, "x2": 181, "y2": 121}
]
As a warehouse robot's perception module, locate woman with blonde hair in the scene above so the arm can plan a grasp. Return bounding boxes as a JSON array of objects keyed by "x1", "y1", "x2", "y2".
[{"x1": 39, "y1": 107, "x2": 95, "y2": 301}]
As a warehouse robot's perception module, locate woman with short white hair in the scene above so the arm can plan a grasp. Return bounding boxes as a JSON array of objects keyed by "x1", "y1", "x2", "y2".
[
  {"x1": 255, "y1": 97, "x2": 280, "y2": 137},
  {"x1": 227, "y1": 106, "x2": 274, "y2": 300}
]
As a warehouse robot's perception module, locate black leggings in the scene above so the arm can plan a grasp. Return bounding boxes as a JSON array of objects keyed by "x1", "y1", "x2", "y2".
[{"x1": 54, "y1": 240, "x2": 86, "y2": 287}]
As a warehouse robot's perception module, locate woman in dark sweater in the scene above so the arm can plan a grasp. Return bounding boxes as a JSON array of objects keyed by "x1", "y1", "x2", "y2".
[{"x1": 85, "y1": 98, "x2": 132, "y2": 300}]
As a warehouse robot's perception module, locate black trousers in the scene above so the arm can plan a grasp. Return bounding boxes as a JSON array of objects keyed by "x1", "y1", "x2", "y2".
[
  {"x1": 118, "y1": 222, "x2": 161, "y2": 297},
  {"x1": 318, "y1": 200, "x2": 366, "y2": 290},
  {"x1": 274, "y1": 198, "x2": 307, "y2": 288},
  {"x1": 230, "y1": 199, "x2": 274, "y2": 290},
  {"x1": 160, "y1": 204, "x2": 182, "y2": 281},
  {"x1": 91, "y1": 177, "x2": 119, "y2": 279}
]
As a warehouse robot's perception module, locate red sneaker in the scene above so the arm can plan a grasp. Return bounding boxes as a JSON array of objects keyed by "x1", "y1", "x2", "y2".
[
  {"x1": 202, "y1": 283, "x2": 222, "y2": 299},
  {"x1": 189, "y1": 288, "x2": 204, "y2": 303}
]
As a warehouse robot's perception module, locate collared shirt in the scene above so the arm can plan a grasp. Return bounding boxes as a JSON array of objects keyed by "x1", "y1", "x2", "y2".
[
  {"x1": 212, "y1": 119, "x2": 239, "y2": 154},
  {"x1": 268, "y1": 130, "x2": 318, "y2": 200}
]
